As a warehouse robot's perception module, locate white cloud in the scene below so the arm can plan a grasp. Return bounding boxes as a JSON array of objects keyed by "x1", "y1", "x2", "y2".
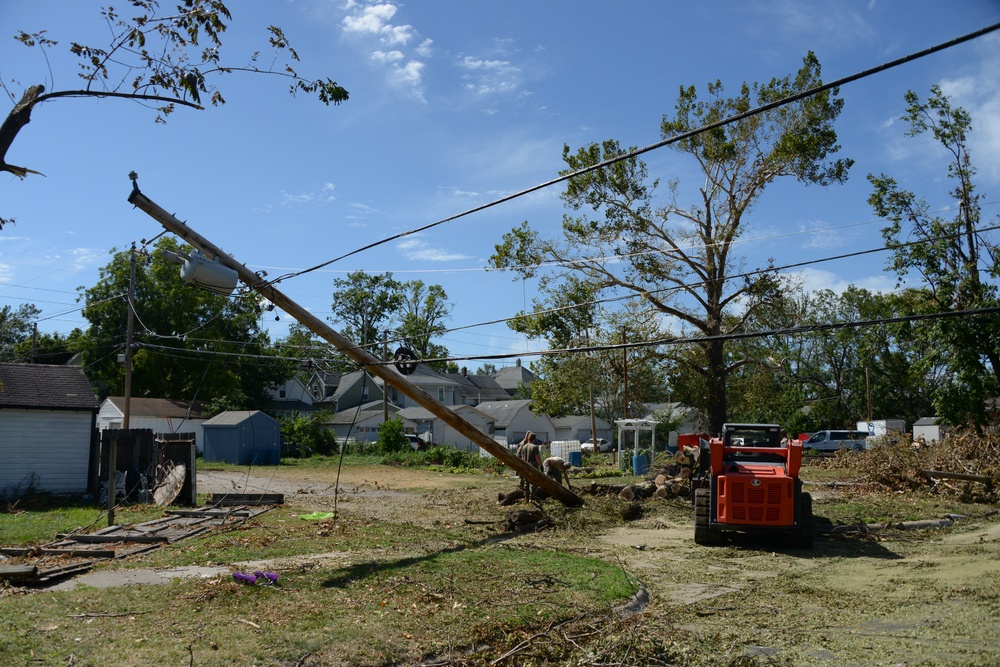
[
  {"x1": 457, "y1": 53, "x2": 522, "y2": 97},
  {"x1": 341, "y1": 3, "x2": 399, "y2": 37},
  {"x1": 396, "y1": 237, "x2": 472, "y2": 262},
  {"x1": 371, "y1": 50, "x2": 404, "y2": 64},
  {"x1": 0, "y1": 262, "x2": 11, "y2": 282},
  {"x1": 792, "y1": 267, "x2": 897, "y2": 296},
  {"x1": 280, "y1": 183, "x2": 337, "y2": 206},
  {"x1": 341, "y1": 1, "x2": 427, "y2": 99}
]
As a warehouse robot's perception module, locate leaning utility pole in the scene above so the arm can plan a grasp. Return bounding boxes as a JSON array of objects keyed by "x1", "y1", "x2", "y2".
[{"x1": 127, "y1": 180, "x2": 581, "y2": 506}]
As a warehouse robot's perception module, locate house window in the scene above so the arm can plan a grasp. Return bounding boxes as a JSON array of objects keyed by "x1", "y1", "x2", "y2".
[
  {"x1": 362, "y1": 386, "x2": 370, "y2": 401},
  {"x1": 279, "y1": 388, "x2": 287, "y2": 398},
  {"x1": 437, "y1": 387, "x2": 445, "y2": 402}
]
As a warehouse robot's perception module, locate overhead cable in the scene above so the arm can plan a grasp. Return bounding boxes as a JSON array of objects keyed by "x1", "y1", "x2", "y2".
[{"x1": 266, "y1": 21, "x2": 1000, "y2": 286}]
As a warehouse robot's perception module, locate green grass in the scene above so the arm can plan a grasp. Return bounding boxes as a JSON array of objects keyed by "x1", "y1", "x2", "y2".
[
  {"x1": 1, "y1": 494, "x2": 165, "y2": 547},
  {"x1": 1, "y1": 507, "x2": 636, "y2": 667}
]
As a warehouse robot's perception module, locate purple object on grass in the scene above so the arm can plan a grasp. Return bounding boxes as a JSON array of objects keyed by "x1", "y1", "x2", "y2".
[
  {"x1": 254, "y1": 570, "x2": 279, "y2": 584},
  {"x1": 232, "y1": 571, "x2": 257, "y2": 584}
]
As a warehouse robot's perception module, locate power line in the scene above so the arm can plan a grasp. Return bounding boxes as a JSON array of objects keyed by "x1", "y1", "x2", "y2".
[
  {"x1": 264, "y1": 21, "x2": 1000, "y2": 286},
  {"x1": 418, "y1": 305, "x2": 1000, "y2": 365}
]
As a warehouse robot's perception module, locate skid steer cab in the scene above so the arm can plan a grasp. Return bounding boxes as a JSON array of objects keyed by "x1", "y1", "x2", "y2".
[{"x1": 693, "y1": 423, "x2": 812, "y2": 548}]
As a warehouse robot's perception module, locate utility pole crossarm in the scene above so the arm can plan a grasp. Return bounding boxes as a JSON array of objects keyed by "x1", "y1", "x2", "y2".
[{"x1": 127, "y1": 184, "x2": 582, "y2": 507}]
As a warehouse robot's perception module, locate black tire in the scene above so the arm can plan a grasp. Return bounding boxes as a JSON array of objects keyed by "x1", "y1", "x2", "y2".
[
  {"x1": 789, "y1": 492, "x2": 814, "y2": 548},
  {"x1": 694, "y1": 488, "x2": 722, "y2": 546}
]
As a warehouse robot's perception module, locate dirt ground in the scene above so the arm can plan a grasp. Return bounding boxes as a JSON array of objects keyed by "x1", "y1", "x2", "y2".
[{"x1": 188, "y1": 465, "x2": 1000, "y2": 666}]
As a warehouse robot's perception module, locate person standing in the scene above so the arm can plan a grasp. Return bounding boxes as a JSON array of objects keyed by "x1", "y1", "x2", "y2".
[{"x1": 516, "y1": 432, "x2": 542, "y2": 500}]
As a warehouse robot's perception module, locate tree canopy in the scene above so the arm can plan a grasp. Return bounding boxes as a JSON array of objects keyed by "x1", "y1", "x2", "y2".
[
  {"x1": 490, "y1": 52, "x2": 852, "y2": 433},
  {"x1": 868, "y1": 86, "x2": 1000, "y2": 425},
  {"x1": 329, "y1": 271, "x2": 454, "y2": 371},
  {"x1": 80, "y1": 237, "x2": 294, "y2": 409}
]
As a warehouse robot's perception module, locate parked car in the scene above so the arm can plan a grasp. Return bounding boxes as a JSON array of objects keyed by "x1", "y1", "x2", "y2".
[
  {"x1": 803, "y1": 430, "x2": 869, "y2": 452},
  {"x1": 581, "y1": 438, "x2": 612, "y2": 453},
  {"x1": 405, "y1": 434, "x2": 424, "y2": 451}
]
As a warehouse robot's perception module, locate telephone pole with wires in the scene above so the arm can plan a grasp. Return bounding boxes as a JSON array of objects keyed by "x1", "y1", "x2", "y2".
[{"x1": 127, "y1": 178, "x2": 582, "y2": 506}]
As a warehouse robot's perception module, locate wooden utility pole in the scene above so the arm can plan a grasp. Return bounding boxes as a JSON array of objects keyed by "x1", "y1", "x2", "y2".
[
  {"x1": 123, "y1": 243, "x2": 136, "y2": 429},
  {"x1": 108, "y1": 243, "x2": 137, "y2": 526},
  {"x1": 621, "y1": 326, "x2": 628, "y2": 419},
  {"x1": 127, "y1": 182, "x2": 582, "y2": 506}
]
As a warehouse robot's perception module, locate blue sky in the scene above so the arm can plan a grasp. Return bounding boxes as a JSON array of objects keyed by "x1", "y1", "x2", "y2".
[{"x1": 2, "y1": 0, "x2": 999, "y2": 370}]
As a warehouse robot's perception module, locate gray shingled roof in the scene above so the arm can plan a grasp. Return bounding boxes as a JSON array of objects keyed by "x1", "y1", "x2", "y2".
[
  {"x1": 105, "y1": 396, "x2": 205, "y2": 419},
  {"x1": 473, "y1": 399, "x2": 533, "y2": 427},
  {"x1": 492, "y1": 361, "x2": 536, "y2": 392},
  {"x1": 0, "y1": 362, "x2": 98, "y2": 411},
  {"x1": 203, "y1": 410, "x2": 277, "y2": 427}
]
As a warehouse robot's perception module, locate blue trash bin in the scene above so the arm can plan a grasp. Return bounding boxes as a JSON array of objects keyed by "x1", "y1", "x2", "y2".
[
  {"x1": 568, "y1": 451, "x2": 583, "y2": 467},
  {"x1": 632, "y1": 454, "x2": 648, "y2": 475}
]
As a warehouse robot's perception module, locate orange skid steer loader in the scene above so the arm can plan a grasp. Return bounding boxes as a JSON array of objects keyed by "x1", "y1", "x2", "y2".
[{"x1": 693, "y1": 423, "x2": 813, "y2": 548}]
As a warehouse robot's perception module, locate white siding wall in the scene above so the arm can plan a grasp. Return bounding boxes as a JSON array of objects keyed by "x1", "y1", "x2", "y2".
[{"x1": 0, "y1": 409, "x2": 93, "y2": 496}]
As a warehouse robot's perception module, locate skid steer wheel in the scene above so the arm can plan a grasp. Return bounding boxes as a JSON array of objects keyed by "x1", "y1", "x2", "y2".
[
  {"x1": 694, "y1": 488, "x2": 722, "y2": 546},
  {"x1": 788, "y1": 492, "x2": 814, "y2": 549}
]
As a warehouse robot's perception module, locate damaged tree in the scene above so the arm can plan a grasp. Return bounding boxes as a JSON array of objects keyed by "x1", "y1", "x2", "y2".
[{"x1": 1, "y1": 2, "x2": 348, "y2": 227}]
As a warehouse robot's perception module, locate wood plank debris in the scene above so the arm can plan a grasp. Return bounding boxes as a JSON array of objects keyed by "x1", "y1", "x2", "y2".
[
  {"x1": 0, "y1": 504, "x2": 272, "y2": 585},
  {"x1": 210, "y1": 493, "x2": 284, "y2": 506}
]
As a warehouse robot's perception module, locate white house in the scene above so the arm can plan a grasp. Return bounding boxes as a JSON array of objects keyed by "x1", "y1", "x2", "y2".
[
  {"x1": 266, "y1": 376, "x2": 316, "y2": 418},
  {"x1": 0, "y1": 363, "x2": 99, "y2": 497},
  {"x1": 98, "y1": 397, "x2": 207, "y2": 452},
  {"x1": 551, "y1": 415, "x2": 613, "y2": 443},
  {"x1": 396, "y1": 404, "x2": 496, "y2": 452},
  {"x1": 474, "y1": 399, "x2": 556, "y2": 446}
]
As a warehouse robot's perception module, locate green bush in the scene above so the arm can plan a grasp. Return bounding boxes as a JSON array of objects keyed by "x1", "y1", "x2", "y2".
[
  {"x1": 376, "y1": 417, "x2": 410, "y2": 455},
  {"x1": 279, "y1": 411, "x2": 340, "y2": 456}
]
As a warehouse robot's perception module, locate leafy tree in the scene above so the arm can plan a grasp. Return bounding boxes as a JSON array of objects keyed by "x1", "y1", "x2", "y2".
[
  {"x1": 80, "y1": 237, "x2": 294, "y2": 406},
  {"x1": 13, "y1": 327, "x2": 87, "y2": 365},
  {"x1": 2, "y1": 1, "x2": 348, "y2": 227},
  {"x1": 0, "y1": 304, "x2": 41, "y2": 361},
  {"x1": 748, "y1": 287, "x2": 935, "y2": 431},
  {"x1": 279, "y1": 410, "x2": 339, "y2": 456},
  {"x1": 329, "y1": 271, "x2": 404, "y2": 353},
  {"x1": 396, "y1": 280, "x2": 452, "y2": 370},
  {"x1": 490, "y1": 52, "x2": 852, "y2": 432},
  {"x1": 867, "y1": 85, "x2": 1000, "y2": 425},
  {"x1": 475, "y1": 363, "x2": 499, "y2": 375},
  {"x1": 329, "y1": 272, "x2": 455, "y2": 372}
]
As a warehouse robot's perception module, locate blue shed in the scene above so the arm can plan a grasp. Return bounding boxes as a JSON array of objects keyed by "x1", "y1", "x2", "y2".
[{"x1": 202, "y1": 410, "x2": 281, "y2": 465}]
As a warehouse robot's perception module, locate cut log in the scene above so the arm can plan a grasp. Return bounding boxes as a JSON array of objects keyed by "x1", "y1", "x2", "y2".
[
  {"x1": 919, "y1": 470, "x2": 992, "y2": 484},
  {"x1": 497, "y1": 489, "x2": 525, "y2": 506}
]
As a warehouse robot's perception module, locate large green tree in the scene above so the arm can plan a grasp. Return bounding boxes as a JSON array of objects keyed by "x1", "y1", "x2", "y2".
[
  {"x1": 80, "y1": 237, "x2": 293, "y2": 408},
  {"x1": 0, "y1": 304, "x2": 41, "y2": 361},
  {"x1": 329, "y1": 271, "x2": 404, "y2": 353},
  {"x1": 867, "y1": 86, "x2": 1000, "y2": 425},
  {"x1": 2, "y1": 0, "x2": 348, "y2": 227},
  {"x1": 490, "y1": 52, "x2": 852, "y2": 433},
  {"x1": 396, "y1": 280, "x2": 452, "y2": 371}
]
